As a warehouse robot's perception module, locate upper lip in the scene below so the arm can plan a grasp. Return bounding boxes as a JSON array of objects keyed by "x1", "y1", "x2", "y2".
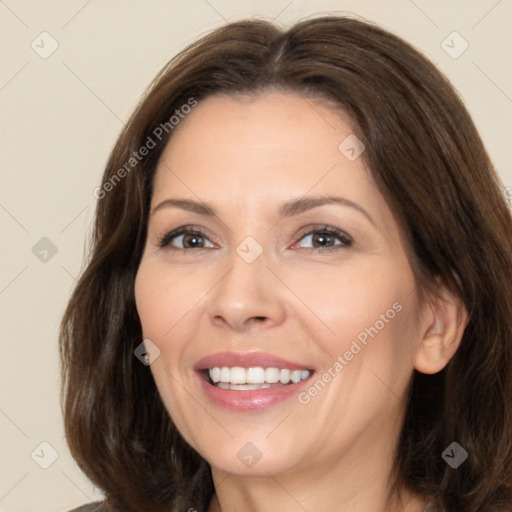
[{"x1": 194, "y1": 351, "x2": 313, "y2": 371}]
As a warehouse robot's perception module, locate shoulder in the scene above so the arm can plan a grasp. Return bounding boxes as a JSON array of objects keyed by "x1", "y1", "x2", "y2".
[
  {"x1": 423, "y1": 500, "x2": 438, "y2": 512},
  {"x1": 66, "y1": 501, "x2": 107, "y2": 512}
]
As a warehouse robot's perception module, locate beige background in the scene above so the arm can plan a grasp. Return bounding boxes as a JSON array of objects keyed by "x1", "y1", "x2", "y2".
[{"x1": 1, "y1": 1, "x2": 511, "y2": 510}]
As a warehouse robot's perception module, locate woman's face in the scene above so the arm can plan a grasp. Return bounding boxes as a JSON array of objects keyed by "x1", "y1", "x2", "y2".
[{"x1": 135, "y1": 90, "x2": 424, "y2": 477}]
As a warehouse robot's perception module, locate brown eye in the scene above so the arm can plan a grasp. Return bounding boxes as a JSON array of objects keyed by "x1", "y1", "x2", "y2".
[
  {"x1": 296, "y1": 226, "x2": 352, "y2": 252},
  {"x1": 157, "y1": 228, "x2": 214, "y2": 249}
]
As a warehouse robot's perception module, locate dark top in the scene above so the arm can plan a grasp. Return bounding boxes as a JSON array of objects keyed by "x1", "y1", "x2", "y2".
[
  {"x1": 68, "y1": 499, "x2": 436, "y2": 511},
  {"x1": 67, "y1": 503, "x2": 107, "y2": 512}
]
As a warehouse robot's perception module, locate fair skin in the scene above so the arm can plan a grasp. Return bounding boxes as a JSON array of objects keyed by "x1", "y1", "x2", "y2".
[{"x1": 134, "y1": 90, "x2": 468, "y2": 512}]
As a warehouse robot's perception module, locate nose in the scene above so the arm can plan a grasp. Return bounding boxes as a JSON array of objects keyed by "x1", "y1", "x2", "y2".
[{"x1": 206, "y1": 249, "x2": 287, "y2": 333}]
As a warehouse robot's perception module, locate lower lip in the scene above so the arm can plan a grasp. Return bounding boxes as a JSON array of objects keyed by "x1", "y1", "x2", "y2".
[{"x1": 196, "y1": 372, "x2": 313, "y2": 412}]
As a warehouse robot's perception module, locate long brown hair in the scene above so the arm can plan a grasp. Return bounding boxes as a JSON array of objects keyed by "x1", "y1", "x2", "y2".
[{"x1": 59, "y1": 15, "x2": 512, "y2": 512}]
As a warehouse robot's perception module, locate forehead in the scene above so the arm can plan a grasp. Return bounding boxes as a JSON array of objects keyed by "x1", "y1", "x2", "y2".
[
  {"x1": 153, "y1": 91, "x2": 376, "y2": 200},
  {"x1": 149, "y1": 91, "x2": 406, "y2": 250}
]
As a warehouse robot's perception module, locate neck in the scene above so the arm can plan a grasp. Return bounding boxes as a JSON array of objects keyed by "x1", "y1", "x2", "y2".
[
  {"x1": 208, "y1": 473, "x2": 427, "y2": 512},
  {"x1": 206, "y1": 411, "x2": 428, "y2": 512}
]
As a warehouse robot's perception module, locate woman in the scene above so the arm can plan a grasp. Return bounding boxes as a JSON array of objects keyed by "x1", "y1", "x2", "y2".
[{"x1": 60, "y1": 15, "x2": 512, "y2": 512}]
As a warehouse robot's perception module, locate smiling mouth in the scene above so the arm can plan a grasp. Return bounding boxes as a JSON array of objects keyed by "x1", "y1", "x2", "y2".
[{"x1": 203, "y1": 366, "x2": 313, "y2": 390}]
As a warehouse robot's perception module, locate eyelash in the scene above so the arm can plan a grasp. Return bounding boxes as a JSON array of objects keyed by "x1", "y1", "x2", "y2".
[{"x1": 155, "y1": 224, "x2": 353, "y2": 253}]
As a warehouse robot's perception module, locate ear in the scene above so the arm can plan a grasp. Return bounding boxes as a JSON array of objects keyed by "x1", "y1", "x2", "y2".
[{"x1": 414, "y1": 283, "x2": 469, "y2": 375}]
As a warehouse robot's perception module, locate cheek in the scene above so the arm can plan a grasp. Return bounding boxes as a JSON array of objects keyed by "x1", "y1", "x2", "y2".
[
  {"x1": 278, "y1": 258, "x2": 414, "y2": 352},
  {"x1": 279, "y1": 261, "x2": 420, "y2": 407},
  {"x1": 134, "y1": 259, "x2": 204, "y2": 341},
  {"x1": 134, "y1": 265, "x2": 168, "y2": 340},
  {"x1": 134, "y1": 260, "x2": 205, "y2": 436}
]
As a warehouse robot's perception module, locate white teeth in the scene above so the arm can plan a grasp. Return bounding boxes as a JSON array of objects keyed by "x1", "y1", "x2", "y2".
[
  {"x1": 210, "y1": 367, "x2": 220, "y2": 383},
  {"x1": 230, "y1": 383, "x2": 271, "y2": 390},
  {"x1": 219, "y1": 367, "x2": 230, "y2": 383},
  {"x1": 265, "y1": 367, "x2": 280, "y2": 383},
  {"x1": 229, "y1": 367, "x2": 246, "y2": 384},
  {"x1": 279, "y1": 369, "x2": 291, "y2": 384},
  {"x1": 291, "y1": 370, "x2": 302, "y2": 383},
  {"x1": 207, "y1": 366, "x2": 311, "y2": 387},
  {"x1": 246, "y1": 367, "x2": 265, "y2": 384}
]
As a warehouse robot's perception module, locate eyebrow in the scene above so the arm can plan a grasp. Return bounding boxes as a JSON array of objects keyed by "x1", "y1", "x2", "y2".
[{"x1": 150, "y1": 195, "x2": 375, "y2": 226}]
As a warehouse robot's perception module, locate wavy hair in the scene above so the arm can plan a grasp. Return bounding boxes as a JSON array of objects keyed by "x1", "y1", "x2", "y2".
[{"x1": 59, "y1": 15, "x2": 512, "y2": 512}]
